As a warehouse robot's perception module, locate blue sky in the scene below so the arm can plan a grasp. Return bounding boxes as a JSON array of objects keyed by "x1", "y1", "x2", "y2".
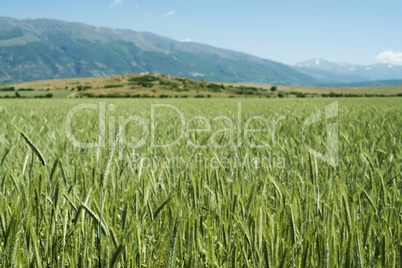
[{"x1": 1, "y1": 0, "x2": 402, "y2": 65}]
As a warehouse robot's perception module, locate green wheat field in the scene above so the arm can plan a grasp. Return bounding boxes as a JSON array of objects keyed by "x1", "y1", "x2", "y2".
[{"x1": 0, "y1": 97, "x2": 401, "y2": 267}]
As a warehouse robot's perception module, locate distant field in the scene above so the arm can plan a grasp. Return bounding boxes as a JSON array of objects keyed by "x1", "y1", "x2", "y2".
[
  {"x1": 0, "y1": 97, "x2": 401, "y2": 266},
  {"x1": 277, "y1": 84, "x2": 402, "y2": 95},
  {"x1": 0, "y1": 91, "x2": 73, "y2": 98},
  {"x1": 7, "y1": 73, "x2": 402, "y2": 98}
]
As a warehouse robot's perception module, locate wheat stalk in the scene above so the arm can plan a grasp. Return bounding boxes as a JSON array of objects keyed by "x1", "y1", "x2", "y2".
[
  {"x1": 101, "y1": 127, "x2": 122, "y2": 189},
  {"x1": 14, "y1": 125, "x2": 46, "y2": 166},
  {"x1": 99, "y1": 127, "x2": 122, "y2": 268}
]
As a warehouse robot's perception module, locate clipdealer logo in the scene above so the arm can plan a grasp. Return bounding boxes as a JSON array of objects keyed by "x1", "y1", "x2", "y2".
[
  {"x1": 65, "y1": 102, "x2": 286, "y2": 150},
  {"x1": 64, "y1": 101, "x2": 338, "y2": 168},
  {"x1": 302, "y1": 101, "x2": 338, "y2": 168}
]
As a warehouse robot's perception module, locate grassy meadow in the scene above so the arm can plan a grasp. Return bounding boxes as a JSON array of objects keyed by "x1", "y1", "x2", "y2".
[{"x1": 0, "y1": 97, "x2": 401, "y2": 267}]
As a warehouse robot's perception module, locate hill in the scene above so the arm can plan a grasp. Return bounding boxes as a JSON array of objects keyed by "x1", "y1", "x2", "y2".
[
  {"x1": 0, "y1": 17, "x2": 317, "y2": 86},
  {"x1": 2, "y1": 73, "x2": 401, "y2": 99}
]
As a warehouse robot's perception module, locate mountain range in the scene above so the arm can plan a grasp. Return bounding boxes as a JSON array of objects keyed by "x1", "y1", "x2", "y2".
[
  {"x1": 294, "y1": 58, "x2": 402, "y2": 85},
  {"x1": 0, "y1": 17, "x2": 401, "y2": 86},
  {"x1": 0, "y1": 17, "x2": 316, "y2": 85}
]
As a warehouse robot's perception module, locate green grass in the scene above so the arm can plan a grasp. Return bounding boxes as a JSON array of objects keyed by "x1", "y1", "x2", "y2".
[
  {"x1": 46, "y1": 92, "x2": 74, "y2": 98},
  {"x1": 0, "y1": 97, "x2": 401, "y2": 267}
]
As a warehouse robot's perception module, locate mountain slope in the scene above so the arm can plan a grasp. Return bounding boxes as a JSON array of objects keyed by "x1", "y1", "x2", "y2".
[
  {"x1": 294, "y1": 58, "x2": 402, "y2": 83},
  {"x1": 0, "y1": 17, "x2": 317, "y2": 85}
]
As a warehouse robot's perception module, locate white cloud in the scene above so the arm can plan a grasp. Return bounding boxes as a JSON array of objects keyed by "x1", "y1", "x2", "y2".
[
  {"x1": 375, "y1": 50, "x2": 402, "y2": 65},
  {"x1": 109, "y1": 0, "x2": 124, "y2": 8},
  {"x1": 164, "y1": 10, "x2": 176, "y2": 17},
  {"x1": 134, "y1": 4, "x2": 139, "y2": 10},
  {"x1": 181, "y1": 38, "x2": 194, "y2": 42}
]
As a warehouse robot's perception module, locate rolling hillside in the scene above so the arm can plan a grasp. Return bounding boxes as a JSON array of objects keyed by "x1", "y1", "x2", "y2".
[{"x1": 2, "y1": 73, "x2": 401, "y2": 99}]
